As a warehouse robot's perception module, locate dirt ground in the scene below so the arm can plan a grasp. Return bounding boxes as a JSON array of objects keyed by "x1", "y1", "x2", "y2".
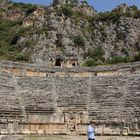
[
  {"x1": 1, "y1": 135, "x2": 140, "y2": 140},
  {"x1": 24, "y1": 135, "x2": 140, "y2": 140}
]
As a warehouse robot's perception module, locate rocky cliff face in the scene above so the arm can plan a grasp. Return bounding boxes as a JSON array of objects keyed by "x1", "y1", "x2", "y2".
[
  {"x1": 0, "y1": 0, "x2": 140, "y2": 67},
  {"x1": 53, "y1": 0, "x2": 79, "y2": 6}
]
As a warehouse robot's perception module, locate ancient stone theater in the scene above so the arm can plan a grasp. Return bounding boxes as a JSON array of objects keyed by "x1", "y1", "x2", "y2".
[{"x1": 0, "y1": 61, "x2": 140, "y2": 136}]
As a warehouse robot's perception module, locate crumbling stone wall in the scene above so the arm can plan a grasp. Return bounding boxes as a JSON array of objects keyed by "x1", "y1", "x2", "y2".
[{"x1": 0, "y1": 61, "x2": 140, "y2": 135}]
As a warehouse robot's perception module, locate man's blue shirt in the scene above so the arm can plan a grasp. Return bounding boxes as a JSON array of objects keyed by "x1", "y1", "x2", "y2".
[{"x1": 87, "y1": 124, "x2": 95, "y2": 139}]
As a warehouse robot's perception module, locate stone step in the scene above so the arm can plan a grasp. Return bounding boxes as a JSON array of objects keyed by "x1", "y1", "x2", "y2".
[
  {"x1": 0, "y1": 110, "x2": 22, "y2": 113},
  {"x1": 25, "y1": 107, "x2": 55, "y2": 114},
  {"x1": 0, "y1": 115, "x2": 23, "y2": 118}
]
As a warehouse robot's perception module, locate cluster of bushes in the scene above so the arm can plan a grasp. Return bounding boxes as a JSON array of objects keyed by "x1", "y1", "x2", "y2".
[
  {"x1": 0, "y1": 19, "x2": 19, "y2": 59},
  {"x1": 98, "y1": 26, "x2": 108, "y2": 41},
  {"x1": 15, "y1": 52, "x2": 29, "y2": 61},
  {"x1": 84, "y1": 47, "x2": 105, "y2": 67},
  {"x1": 0, "y1": 19, "x2": 32, "y2": 61},
  {"x1": 83, "y1": 48, "x2": 140, "y2": 67},
  {"x1": 81, "y1": 1, "x2": 88, "y2": 5},
  {"x1": 16, "y1": 26, "x2": 32, "y2": 36},
  {"x1": 56, "y1": 4, "x2": 90, "y2": 21},
  {"x1": 16, "y1": 25, "x2": 47, "y2": 36},
  {"x1": 91, "y1": 12, "x2": 123, "y2": 23},
  {"x1": 58, "y1": 6, "x2": 87, "y2": 18},
  {"x1": 127, "y1": 5, "x2": 140, "y2": 19},
  {"x1": 105, "y1": 53, "x2": 140, "y2": 65},
  {"x1": 0, "y1": 14, "x2": 48, "y2": 61},
  {"x1": 73, "y1": 35, "x2": 85, "y2": 48},
  {"x1": 66, "y1": 0, "x2": 79, "y2": 6},
  {"x1": 0, "y1": 19, "x2": 22, "y2": 31},
  {"x1": 105, "y1": 56, "x2": 134, "y2": 64},
  {"x1": 61, "y1": 6, "x2": 73, "y2": 17},
  {"x1": 56, "y1": 5, "x2": 74, "y2": 17},
  {"x1": 91, "y1": 6, "x2": 140, "y2": 24},
  {"x1": 13, "y1": 2, "x2": 37, "y2": 15},
  {"x1": 88, "y1": 47, "x2": 104, "y2": 61},
  {"x1": 116, "y1": 31, "x2": 126, "y2": 41},
  {"x1": 133, "y1": 52, "x2": 140, "y2": 61},
  {"x1": 84, "y1": 59, "x2": 97, "y2": 67},
  {"x1": 84, "y1": 55, "x2": 132, "y2": 67}
]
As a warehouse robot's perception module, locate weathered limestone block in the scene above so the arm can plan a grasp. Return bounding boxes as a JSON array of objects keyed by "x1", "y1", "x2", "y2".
[
  {"x1": 45, "y1": 131, "x2": 53, "y2": 135},
  {"x1": 112, "y1": 128, "x2": 121, "y2": 135},
  {"x1": 27, "y1": 115, "x2": 51, "y2": 123},
  {"x1": 76, "y1": 124, "x2": 87, "y2": 135},
  {"x1": 96, "y1": 126, "x2": 104, "y2": 135},
  {"x1": 21, "y1": 129, "x2": 31, "y2": 135},
  {"x1": 37, "y1": 130, "x2": 45, "y2": 135},
  {"x1": 30, "y1": 130, "x2": 37, "y2": 135},
  {"x1": 128, "y1": 131, "x2": 136, "y2": 136},
  {"x1": 135, "y1": 131, "x2": 140, "y2": 136},
  {"x1": 0, "y1": 129, "x2": 9, "y2": 135},
  {"x1": 130, "y1": 120, "x2": 138, "y2": 131},
  {"x1": 103, "y1": 127, "x2": 112, "y2": 135},
  {"x1": 0, "y1": 123, "x2": 7, "y2": 130},
  {"x1": 53, "y1": 132, "x2": 59, "y2": 135},
  {"x1": 81, "y1": 111, "x2": 89, "y2": 123},
  {"x1": 122, "y1": 127, "x2": 129, "y2": 136}
]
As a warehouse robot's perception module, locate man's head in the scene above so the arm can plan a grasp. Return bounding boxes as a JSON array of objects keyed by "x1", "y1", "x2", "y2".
[{"x1": 89, "y1": 120, "x2": 94, "y2": 126}]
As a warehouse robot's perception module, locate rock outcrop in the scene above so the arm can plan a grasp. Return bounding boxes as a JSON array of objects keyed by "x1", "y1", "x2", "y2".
[
  {"x1": 53, "y1": 0, "x2": 79, "y2": 6},
  {"x1": 0, "y1": 0, "x2": 140, "y2": 67}
]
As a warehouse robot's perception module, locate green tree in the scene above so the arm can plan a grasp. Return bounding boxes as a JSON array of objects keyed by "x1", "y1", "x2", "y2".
[
  {"x1": 60, "y1": 6, "x2": 73, "y2": 17},
  {"x1": 84, "y1": 59, "x2": 96, "y2": 67},
  {"x1": 89, "y1": 47, "x2": 104, "y2": 61},
  {"x1": 73, "y1": 35, "x2": 85, "y2": 48},
  {"x1": 15, "y1": 52, "x2": 29, "y2": 61}
]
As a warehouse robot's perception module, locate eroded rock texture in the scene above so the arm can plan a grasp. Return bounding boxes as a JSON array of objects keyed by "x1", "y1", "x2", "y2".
[{"x1": 0, "y1": 0, "x2": 140, "y2": 66}]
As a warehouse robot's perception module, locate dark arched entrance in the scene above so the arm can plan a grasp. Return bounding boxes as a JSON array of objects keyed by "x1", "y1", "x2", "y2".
[{"x1": 55, "y1": 59, "x2": 61, "y2": 67}]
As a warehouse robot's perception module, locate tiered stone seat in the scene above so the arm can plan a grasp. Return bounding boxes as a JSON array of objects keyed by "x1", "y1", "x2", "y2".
[
  {"x1": 89, "y1": 74, "x2": 140, "y2": 124},
  {"x1": 0, "y1": 109, "x2": 23, "y2": 119},
  {"x1": 90, "y1": 77, "x2": 117, "y2": 121},
  {"x1": 56, "y1": 77, "x2": 89, "y2": 108},
  {"x1": 19, "y1": 77, "x2": 55, "y2": 116},
  {"x1": 0, "y1": 72, "x2": 23, "y2": 121},
  {"x1": 25, "y1": 106, "x2": 54, "y2": 115},
  {"x1": 123, "y1": 75, "x2": 140, "y2": 120}
]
